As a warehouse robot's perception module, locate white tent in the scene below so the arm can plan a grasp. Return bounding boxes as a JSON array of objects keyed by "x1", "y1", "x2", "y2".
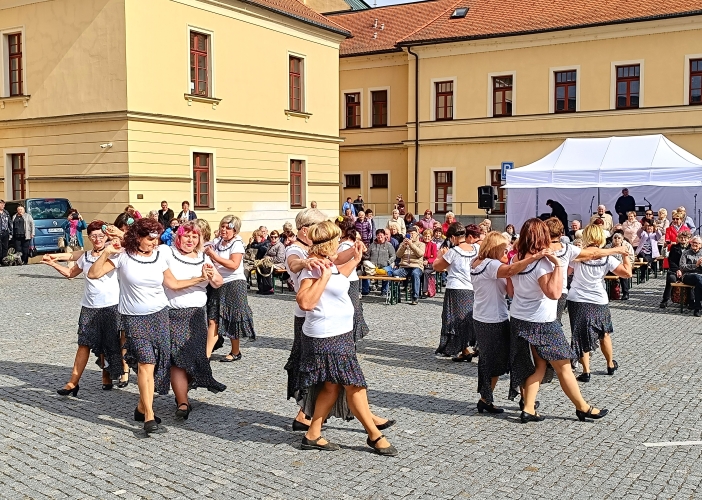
[{"x1": 504, "y1": 134, "x2": 702, "y2": 232}]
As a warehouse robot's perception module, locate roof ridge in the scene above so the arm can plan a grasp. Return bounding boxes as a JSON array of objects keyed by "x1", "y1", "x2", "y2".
[
  {"x1": 396, "y1": 0, "x2": 464, "y2": 45},
  {"x1": 326, "y1": 0, "x2": 443, "y2": 16}
]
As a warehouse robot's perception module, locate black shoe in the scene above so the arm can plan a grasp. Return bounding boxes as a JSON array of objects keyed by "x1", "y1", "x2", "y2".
[
  {"x1": 117, "y1": 373, "x2": 129, "y2": 389},
  {"x1": 175, "y1": 403, "x2": 191, "y2": 420},
  {"x1": 366, "y1": 434, "x2": 398, "y2": 456},
  {"x1": 607, "y1": 360, "x2": 619, "y2": 375},
  {"x1": 576, "y1": 372, "x2": 591, "y2": 382},
  {"x1": 301, "y1": 436, "x2": 340, "y2": 451},
  {"x1": 102, "y1": 383, "x2": 113, "y2": 391},
  {"x1": 518, "y1": 398, "x2": 540, "y2": 411},
  {"x1": 57, "y1": 384, "x2": 79, "y2": 397},
  {"x1": 376, "y1": 419, "x2": 396, "y2": 430},
  {"x1": 477, "y1": 400, "x2": 504, "y2": 414},
  {"x1": 292, "y1": 419, "x2": 310, "y2": 432},
  {"x1": 621, "y1": 293, "x2": 629, "y2": 300},
  {"x1": 220, "y1": 352, "x2": 242, "y2": 362},
  {"x1": 695, "y1": 309, "x2": 701, "y2": 317},
  {"x1": 576, "y1": 406, "x2": 609, "y2": 421},
  {"x1": 134, "y1": 408, "x2": 161, "y2": 424},
  {"x1": 213, "y1": 335, "x2": 225, "y2": 352},
  {"x1": 659, "y1": 300, "x2": 668, "y2": 309},
  {"x1": 144, "y1": 420, "x2": 167, "y2": 434},
  {"x1": 520, "y1": 411, "x2": 545, "y2": 423}
]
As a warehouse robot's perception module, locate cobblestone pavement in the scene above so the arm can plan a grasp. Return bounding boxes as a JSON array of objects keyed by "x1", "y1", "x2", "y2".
[{"x1": 0, "y1": 265, "x2": 701, "y2": 499}]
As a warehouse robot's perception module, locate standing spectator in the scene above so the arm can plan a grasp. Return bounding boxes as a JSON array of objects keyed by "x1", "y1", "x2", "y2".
[
  {"x1": 622, "y1": 211, "x2": 642, "y2": 247},
  {"x1": 393, "y1": 226, "x2": 425, "y2": 305},
  {"x1": 615, "y1": 188, "x2": 636, "y2": 224},
  {"x1": 395, "y1": 195, "x2": 406, "y2": 215},
  {"x1": 0, "y1": 200, "x2": 10, "y2": 264},
  {"x1": 177, "y1": 201, "x2": 197, "y2": 223},
  {"x1": 124, "y1": 204, "x2": 142, "y2": 219},
  {"x1": 341, "y1": 197, "x2": 356, "y2": 216},
  {"x1": 158, "y1": 201, "x2": 173, "y2": 228},
  {"x1": 147, "y1": 210, "x2": 159, "y2": 221},
  {"x1": 11, "y1": 205, "x2": 35, "y2": 264},
  {"x1": 386, "y1": 209, "x2": 406, "y2": 235},
  {"x1": 665, "y1": 210, "x2": 690, "y2": 244},
  {"x1": 417, "y1": 210, "x2": 437, "y2": 232},
  {"x1": 677, "y1": 206, "x2": 696, "y2": 234},
  {"x1": 365, "y1": 209, "x2": 376, "y2": 236},
  {"x1": 589, "y1": 205, "x2": 614, "y2": 231},
  {"x1": 442, "y1": 212, "x2": 456, "y2": 234},
  {"x1": 353, "y1": 194, "x2": 364, "y2": 215},
  {"x1": 680, "y1": 236, "x2": 702, "y2": 316},
  {"x1": 310, "y1": 201, "x2": 317, "y2": 208},
  {"x1": 161, "y1": 219, "x2": 180, "y2": 247},
  {"x1": 546, "y1": 199, "x2": 568, "y2": 232},
  {"x1": 404, "y1": 212, "x2": 417, "y2": 232},
  {"x1": 354, "y1": 211, "x2": 373, "y2": 247},
  {"x1": 660, "y1": 230, "x2": 691, "y2": 308},
  {"x1": 654, "y1": 208, "x2": 670, "y2": 235},
  {"x1": 62, "y1": 209, "x2": 87, "y2": 270},
  {"x1": 421, "y1": 229, "x2": 438, "y2": 297},
  {"x1": 361, "y1": 229, "x2": 396, "y2": 296}
]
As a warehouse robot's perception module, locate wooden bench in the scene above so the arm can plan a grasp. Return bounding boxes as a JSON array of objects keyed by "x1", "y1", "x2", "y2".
[
  {"x1": 249, "y1": 267, "x2": 289, "y2": 293},
  {"x1": 671, "y1": 282, "x2": 694, "y2": 313},
  {"x1": 358, "y1": 275, "x2": 406, "y2": 305},
  {"x1": 604, "y1": 275, "x2": 621, "y2": 299},
  {"x1": 632, "y1": 261, "x2": 649, "y2": 284},
  {"x1": 652, "y1": 256, "x2": 665, "y2": 278}
]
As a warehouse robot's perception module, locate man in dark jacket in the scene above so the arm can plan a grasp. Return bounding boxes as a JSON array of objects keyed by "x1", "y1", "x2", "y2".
[
  {"x1": 615, "y1": 188, "x2": 636, "y2": 223},
  {"x1": 361, "y1": 229, "x2": 396, "y2": 296},
  {"x1": 353, "y1": 194, "x2": 364, "y2": 215},
  {"x1": 546, "y1": 199, "x2": 569, "y2": 233},
  {"x1": 0, "y1": 200, "x2": 10, "y2": 264},
  {"x1": 158, "y1": 201, "x2": 174, "y2": 229},
  {"x1": 660, "y1": 230, "x2": 691, "y2": 308},
  {"x1": 680, "y1": 235, "x2": 702, "y2": 316}
]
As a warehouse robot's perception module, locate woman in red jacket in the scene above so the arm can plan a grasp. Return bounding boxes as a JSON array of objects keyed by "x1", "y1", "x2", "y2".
[
  {"x1": 421, "y1": 229, "x2": 438, "y2": 297},
  {"x1": 665, "y1": 210, "x2": 690, "y2": 245}
]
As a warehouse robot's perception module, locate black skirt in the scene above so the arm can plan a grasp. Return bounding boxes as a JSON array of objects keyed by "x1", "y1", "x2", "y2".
[
  {"x1": 284, "y1": 316, "x2": 305, "y2": 401},
  {"x1": 122, "y1": 307, "x2": 171, "y2": 395},
  {"x1": 436, "y1": 289, "x2": 475, "y2": 356},
  {"x1": 556, "y1": 293, "x2": 568, "y2": 325},
  {"x1": 567, "y1": 301, "x2": 614, "y2": 359},
  {"x1": 169, "y1": 307, "x2": 226, "y2": 393},
  {"x1": 206, "y1": 280, "x2": 256, "y2": 340},
  {"x1": 348, "y1": 280, "x2": 369, "y2": 342},
  {"x1": 77, "y1": 305, "x2": 123, "y2": 381},
  {"x1": 473, "y1": 319, "x2": 510, "y2": 404}
]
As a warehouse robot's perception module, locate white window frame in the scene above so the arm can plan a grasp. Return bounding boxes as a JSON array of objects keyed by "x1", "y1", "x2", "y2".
[
  {"x1": 189, "y1": 147, "x2": 217, "y2": 210},
  {"x1": 487, "y1": 71, "x2": 517, "y2": 117},
  {"x1": 368, "y1": 86, "x2": 391, "y2": 128},
  {"x1": 4, "y1": 147, "x2": 29, "y2": 200},
  {"x1": 430, "y1": 77, "x2": 457, "y2": 121},
  {"x1": 683, "y1": 54, "x2": 702, "y2": 105},
  {"x1": 1, "y1": 26, "x2": 27, "y2": 98},
  {"x1": 342, "y1": 171, "x2": 363, "y2": 191},
  {"x1": 340, "y1": 88, "x2": 363, "y2": 129},
  {"x1": 429, "y1": 167, "x2": 456, "y2": 213},
  {"x1": 549, "y1": 65, "x2": 581, "y2": 114},
  {"x1": 288, "y1": 155, "x2": 308, "y2": 209},
  {"x1": 610, "y1": 59, "x2": 644, "y2": 110},
  {"x1": 186, "y1": 25, "x2": 215, "y2": 98},
  {"x1": 287, "y1": 51, "x2": 307, "y2": 113}
]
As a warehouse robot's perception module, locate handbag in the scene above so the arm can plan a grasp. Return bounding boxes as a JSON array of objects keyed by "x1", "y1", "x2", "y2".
[{"x1": 28, "y1": 239, "x2": 37, "y2": 258}]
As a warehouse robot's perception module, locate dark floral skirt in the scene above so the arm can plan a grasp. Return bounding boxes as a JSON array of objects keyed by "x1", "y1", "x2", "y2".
[
  {"x1": 122, "y1": 308, "x2": 171, "y2": 395},
  {"x1": 77, "y1": 305, "x2": 123, "y2": 381},
  {"x1": 556, "y1": 293, "x2": 568, "y2": 325},
  {"x1": 284, "y1": 316, "x2": 305, "y2": 401},
  {"x1": 207, "y1": 280, "x2": 255, "y2": 340},
  {"x1": 169, "y1": 307, "x2": 226, "y2": 393},
  {"x1": 348, "y1": 280, "x2": 369, "y2": 342},
  {"x1": 474, "y1": 319, "x2": 510, "y2": 404},
  {"x1": 436, "y1": 289, "x2": 475, "y2": 356},
  {"x1": 567, "y1": 301, "x2": 614, "y2": 359}
]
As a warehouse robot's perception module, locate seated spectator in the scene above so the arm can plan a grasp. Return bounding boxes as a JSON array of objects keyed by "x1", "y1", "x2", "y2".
[
  {"x1": 361, "y1": 229, "x2": 396, "y2": 296},
  {"x1": 442, "y1": 212, "x2": 456, "y2": 234},
  {"x1": 477, "y1": 225, "x2": 488, "y2": 244},
  {"x1": 677, "y1": 206, "x2": 697, "y2": 234},
  {"x1": 589, "y1": 205, "x2": 614, "y2": 231},
  {"x1": 248, "y1": 229, "x2": 272, "y2": 295},
  {"x1": 365, "y1": 208, "x2": 377, "y2": 236},
  {"x1": 266, "y1": 230, "x2": 286, "y2": 270},
  {"x1": 666, "y1": 210, "x2": 690, "y2": 244},
  {"x1": 592, "y1": 217, "x2": 610, "y2": 238},
  {"x1": 504, "y1": 223, "x2": 516, "y2": 238},
  {"x1": 160, "y1": 218, "x2": 179, "y2": 246},
  {"x1": 572, "y1": 238, "x2": 583, "y2": 249},
  {"x1": 635, "y1": 221, "x2": 661, "y2": 267},
  {"x1": 622, "y1": 211, "x2": 642, "y2": 247},
  {"x1": 393, "y1": 226, "x2": 426, "y2": 304},
  {"x1": 386, "y1": 209, "x2": 406, "y2": 235},
  {"x1": 404, "y1": 212, "x2": 417, "y2": 232},
  {"x1": 640, "y1": 209, "x2": 655, "y2": 229},
  {"x1": 654, "y1": 208, "x2": 670, "y2": 235},
  {"x1": 417, "y1": 210, "x2": 437, "y2": 232},
  {"x1": 280, "y1": 222, "x2": 294, "y2": 245},
  {"x1": 441, "y1": 222, "x2": 457, "y2": 250},
  {"x1": 680, "y1": 236, "x2": 702, "y2": 316},
  {"x1": 147, "y1": 210, "x2": 159, "y2": 221},
  {"x1": 354, "y1": 211, "x2": 373, "y2": 247},
  {"x1": 568, "y1": 220, "x2": 581, "y2": 240},
  {"x1": 432, "y1": 227, "x2": 445, "y2": 247},
  {"x1": 421, "y1": 229, "x2": 438, "y2": 297},
  {"x1": 282, "y1": 229, "x2": 296, "y2": 247},
  {"x1": 660, "y1": 230, "x2": 691, "y2": 308},
  {"x1": 607, "y1": 230, "x2": 635, "y2": 300},
  {"x1": 388, "y1": 226, "x2": 402, "y2": 249}
]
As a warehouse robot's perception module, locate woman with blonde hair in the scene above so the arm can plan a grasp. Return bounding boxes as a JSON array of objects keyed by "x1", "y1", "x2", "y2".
[
  {"x1": 205, "y1": 215, "x2": 256, "y2": 362},
  {"x1": 297, "y1": 221, "x2": 397, "y2": 455},
  {"x1": 654, "y1": 208, "x2": 670, "y2": 234},
  {"x1": 666, "y1": 210, "x2": 690, "y2": 244},
  {"x1": 568, "y1": 225, "x2": 631, "y2": 382}
]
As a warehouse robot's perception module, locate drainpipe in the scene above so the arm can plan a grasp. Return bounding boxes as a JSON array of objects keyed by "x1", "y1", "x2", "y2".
[{"x1": 407, "y1": 46, "x2": 419, "y2": 215}]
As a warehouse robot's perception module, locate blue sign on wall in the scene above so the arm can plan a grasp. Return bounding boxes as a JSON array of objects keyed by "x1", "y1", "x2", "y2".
[{"x1": 501, "y1": 161, "x2": 514, "y2": 181}]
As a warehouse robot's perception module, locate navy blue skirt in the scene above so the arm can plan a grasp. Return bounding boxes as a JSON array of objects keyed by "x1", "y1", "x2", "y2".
[
  {"x1": 122, "y1": 307, "x2": 171, "y2": 395},
  {"x1": 77, "y1": 305, "x2": 123, "y2": 381}
]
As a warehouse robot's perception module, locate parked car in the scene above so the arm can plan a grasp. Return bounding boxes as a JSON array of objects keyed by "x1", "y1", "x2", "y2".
[{"x1": 5, "y1": 198, "x2": 73, "y2": 254}]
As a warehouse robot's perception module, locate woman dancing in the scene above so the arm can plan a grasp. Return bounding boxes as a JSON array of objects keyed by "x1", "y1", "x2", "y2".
[
  {"x1": 204, "y1": 215, "x2": 256, "y2": 362},
  {"x1": 296, "y1": 221, "x2": 397, "y2": 455},
  {"x1": 508, "y1": 218, "x2": 608, "y2": 423},
  {"x1": 43, "y1": 220, "x2": 124, "y2": 395},
  {"x1": 568, "y1": 225, "x2": 631, "y2": 382},
  {"x1": 166, "y1": 222, "x2": 227, "y2": 419}
]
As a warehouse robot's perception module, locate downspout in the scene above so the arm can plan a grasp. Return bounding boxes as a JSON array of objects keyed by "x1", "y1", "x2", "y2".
[{"x1": 407, "y1": 47, "x2": 419, "y2": 215}]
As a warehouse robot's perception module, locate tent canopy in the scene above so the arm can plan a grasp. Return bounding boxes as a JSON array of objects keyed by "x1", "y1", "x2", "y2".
[{"x1": 504, "y1": 134, "x2": 702, "y2": 188}]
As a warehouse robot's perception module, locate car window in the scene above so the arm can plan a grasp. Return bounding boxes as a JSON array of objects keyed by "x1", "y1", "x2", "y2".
[{"x1": 25, "y1": 199, "x2": 71, "y2": 220}]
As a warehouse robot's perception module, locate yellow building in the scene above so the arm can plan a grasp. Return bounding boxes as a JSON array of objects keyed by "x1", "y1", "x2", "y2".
[
  {"x1": 330, "y1": 0, "x2": 702, "y2": 220},
  {"x1": 0, "y1": 0, "x2": 349, "y2": 237}
]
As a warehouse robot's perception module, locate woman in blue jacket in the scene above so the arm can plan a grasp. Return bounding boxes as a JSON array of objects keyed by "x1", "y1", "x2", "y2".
[{"x1": 63, "y1": 209, "x2": 87, "y2": 250}]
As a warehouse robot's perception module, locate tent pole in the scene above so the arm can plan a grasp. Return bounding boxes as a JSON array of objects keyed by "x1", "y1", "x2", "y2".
[{"x1": 597, "y1": 187, "x2": 600, "y2": 206}]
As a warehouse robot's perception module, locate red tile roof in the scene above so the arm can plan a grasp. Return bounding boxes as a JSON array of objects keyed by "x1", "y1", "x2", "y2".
[{"x1": 239, "y1": 0, "x2": 352, "y2": 36}]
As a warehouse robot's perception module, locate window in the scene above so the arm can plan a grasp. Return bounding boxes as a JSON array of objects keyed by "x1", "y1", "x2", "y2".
[
  {"x1": 345, "y1": 174, "x2": 360, "y2": 189},
  {"x1": 434, "y1": 171, "x2": 453, "y2": 214},
  {"x1": 289, "y1": 56, "x2": 303, "y2": 112},
  {"x1": 691, "y1": 59, "x2": 702, "y2": 105},
  {"x1": 435, "y1": 82, "x2": 453, "y2": 121},
  {"x1": 189, "y1": 32, "x2": 209, "y2": 96},
  {"x1": 554, "y1": 71, "x2": 576, "y2": 113},
  {"x1": 371, "y1": 90, "x2": 388, "y2": 127},
  {"x1": 450, "y1": 7, "x2": 468, "y2": 18},
  {"x1": 8, "y1": 33, "x2": 22, "y2": 96},
  {"x1": 493, "y1": 76, "x2": 513, "y2": 117},
  {"x1": 616, "y1": 65, "x2": 640, "y2": 109},
  {"x1": 290, "y1": 160, "x2": 304, "y2": 208},
  {"x1": 345, "y1": 93, "x2": 360, "y2": 128},
  {"x1": 192, "y1": 153, "x2": 211, "y2": 209},
  {"x1": 11, "y1": 153, "x2": 25, "y2": 200},
  {"x1": 490, "y1": 169, "x2": 506, "y2": 214},
  {"x1": 371, "y1": 173, "x2": 388, "y2": 189}
]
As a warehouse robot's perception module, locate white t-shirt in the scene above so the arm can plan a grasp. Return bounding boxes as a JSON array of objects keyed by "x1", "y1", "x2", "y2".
[
  {"x1": 285, "y1": 244, "x2": 308, "y2": 318},
  {"x1": 164, "y1": 248, "x2": 212, "y2": 309},
  {"x1": 299, "y1": 265, "x2": 353, "y2": 338},
  {"x1": 509, "y1": 258, "x2": 558, "y2": 323},
  {"x1": 76, "y1": 252, "x2": 119, "y2": 308},
  {"x1": 471, "y1": 259, "x2": 508, "y2": 323},
  {"x1": 442, "y1": 245, "x2": 477, "y2": 290},
  {"x1": 337, "y1": 240, "x2": 358, "y2": 281},
  {"x1": 111, "y1": 249, "x2": 169, "y2": 316},
  {"x1": 554, "y1": 243, "x2": 581, "y2": 294},
  {"x1": 211, "y1": 236, "x2": 245, "y2": 283},
  {"x1": 567, "y1": 256, "x2": 620, "y2": 305}
]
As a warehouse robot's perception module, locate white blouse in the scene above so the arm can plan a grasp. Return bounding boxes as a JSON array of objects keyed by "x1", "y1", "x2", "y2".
[
  {"x1": 442, "y1": 245, "x2": 477, "y2": 290},
  {"x1": 568, "y1": 256, "x2": 620, "y2": 306},
  {"x1": 164, "y1": 248, "x2": 212, "y2": 309},
  {"x1": 509, "y1": 258, "x2": 558, "y2": 323},
  {"x1": 471, "y1": 259, "x2": 508, "y2": 323},
  {"x1": 111, "y1": 248, "x2": 169, "y2": 316},
  {"x1": 76, "y1": 252, "x2": 119, "y2": 309},
  {"x1": 299, "y1": 265, "x2": 353, "y2": 338},
  {"x1": 211, "y1": 236, "x2": 245, "y2": 283}
]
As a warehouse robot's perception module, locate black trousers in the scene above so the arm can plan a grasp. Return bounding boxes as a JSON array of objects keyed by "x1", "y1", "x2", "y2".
[
  {"x1": 662, "y1": 271, "x2": 678, "y2": 301},
  {"x1": 682, "y1": 274, "x2": 702, "y2": 309},
  {"x1": 0, "y1": 232, "x2": 9, "y2": 264},
  {"x1": 620, "y1": 277, "x2": 630, "y2": 295},
  {"x1": 13, "y1": 237, "x2": 30, "y2": 264}
]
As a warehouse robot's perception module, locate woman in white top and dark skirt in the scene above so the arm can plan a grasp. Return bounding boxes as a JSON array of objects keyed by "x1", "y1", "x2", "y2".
[
  {"x1": 336, "y1": 216, "x2": 369, "y2": 341},
  {"x1": 297, "y1": 221, "x2": 397, "y2": 456},
  {"x1": 470, "y1": 232, "x2": 550, "y2": 414},
  {"x1": 89, "y1": 218, "x2": 209, "y2": 434},
  {"x1": 205, "y1": 215, "x2": 256, "y2": 362},
  {"x1": 43, "y1": 220, "x2": 124, "y2": 395},
  {"x1": 568, "y1": 224, "x2": 631, "y2": 383},
  {"x1": 508, "y1": 218, "x2": 609, "y2": 423},
  {"x1": 166, "y1": 222, "x2": 227, "y2": 420},
  {"x1": 433, "y1": 223, "x2": 481, "y2": 361}
]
